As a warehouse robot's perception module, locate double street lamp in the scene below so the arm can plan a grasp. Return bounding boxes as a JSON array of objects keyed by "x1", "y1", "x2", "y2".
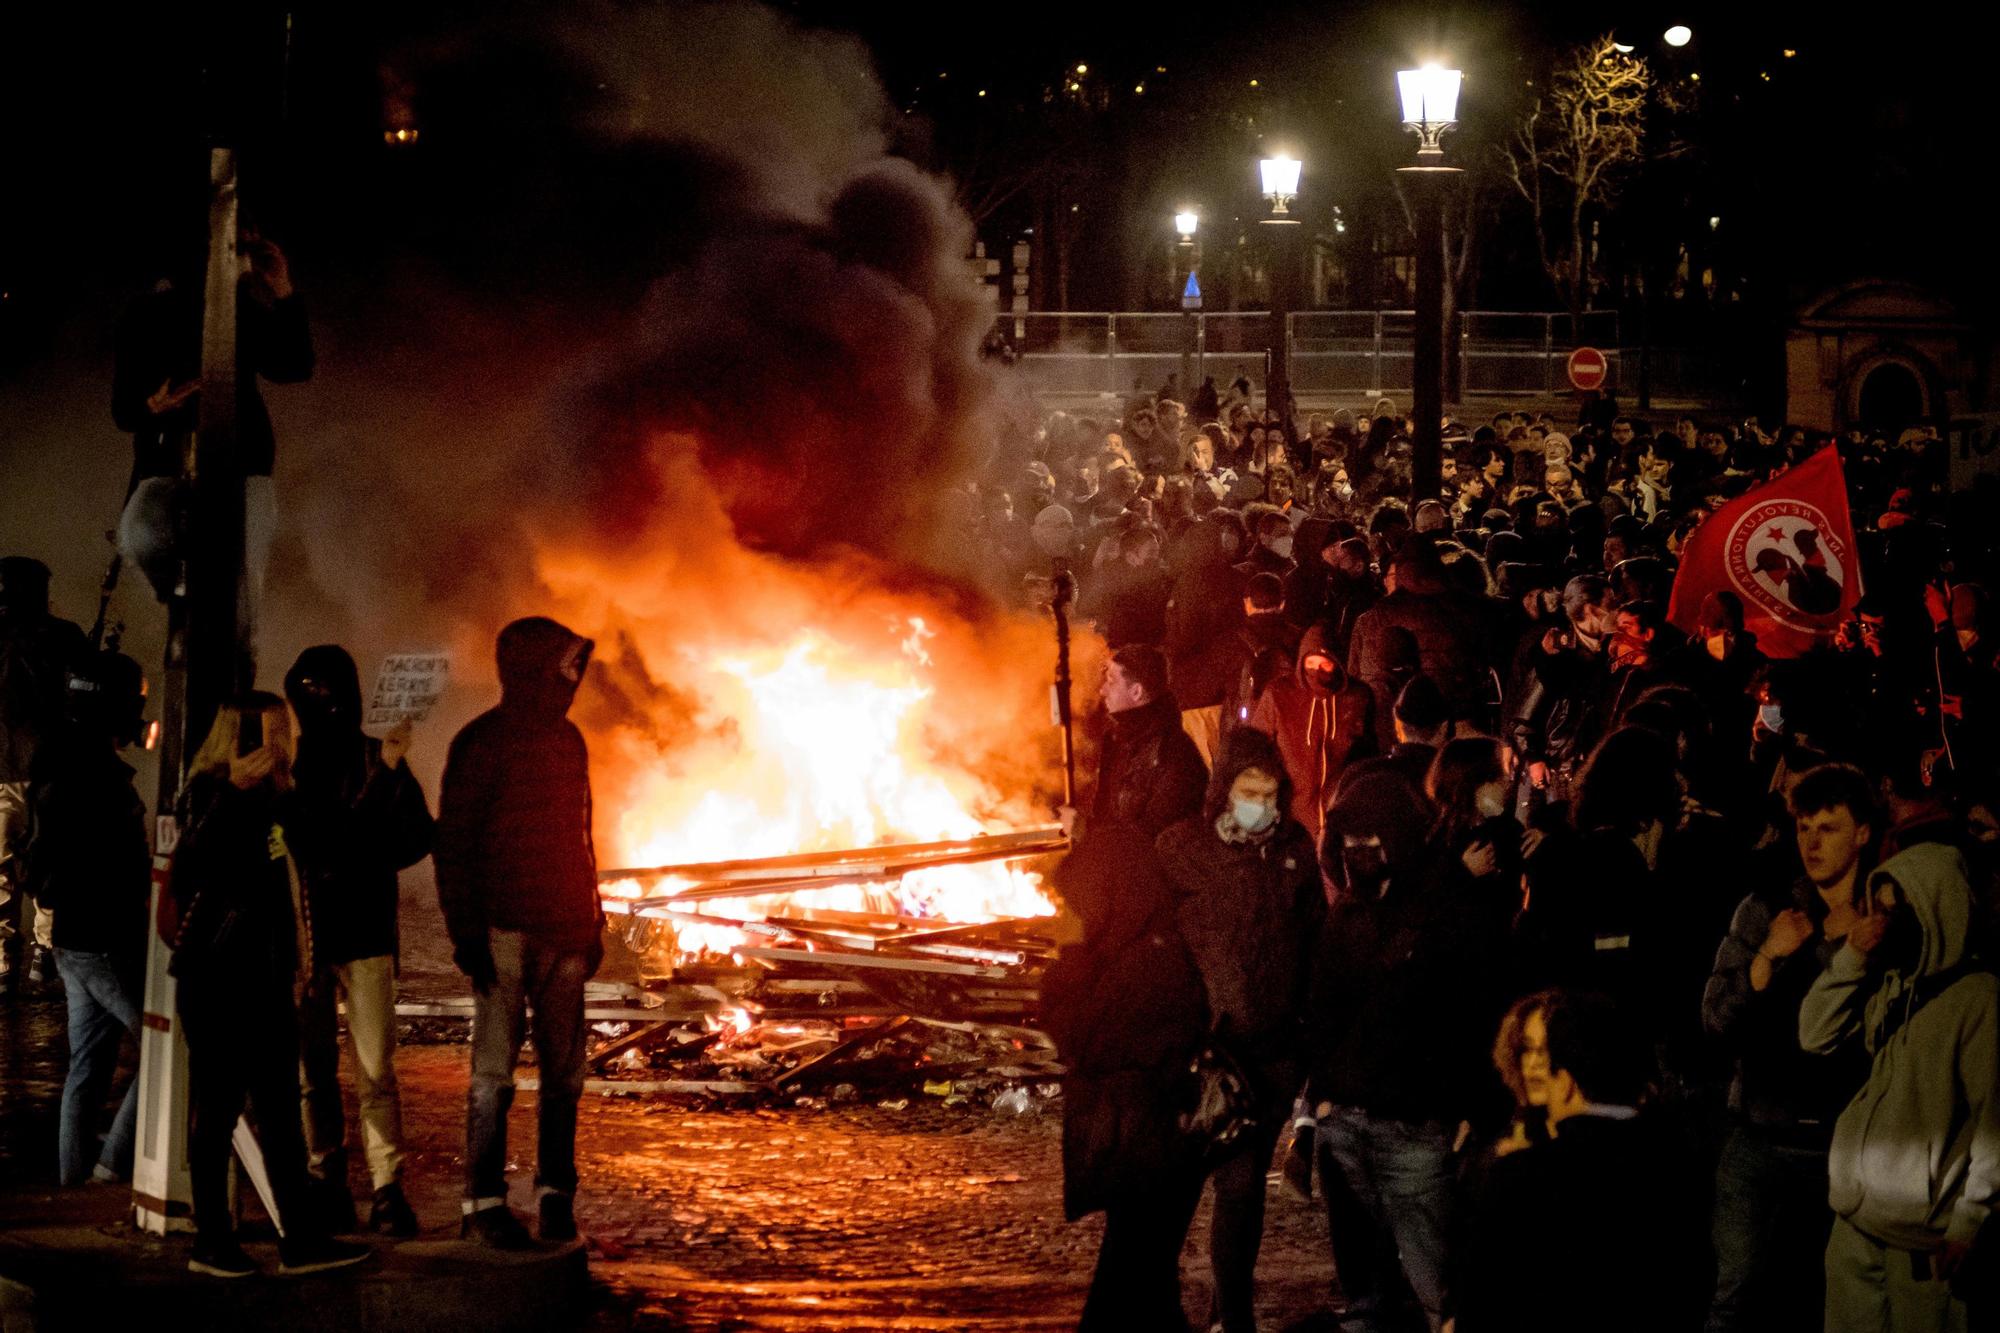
[{"x1": 1395, "y1": 63, "x2": 1462, "y2": 505}]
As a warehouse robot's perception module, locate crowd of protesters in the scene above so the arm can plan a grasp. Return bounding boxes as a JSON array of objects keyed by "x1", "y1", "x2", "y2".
[
  {"x1": 1036, "y1": 381, "x2": 1999, "y2": 1332},
  {"x1": 4, "y1": 295, "x2": 1996, "y2": 1315}
]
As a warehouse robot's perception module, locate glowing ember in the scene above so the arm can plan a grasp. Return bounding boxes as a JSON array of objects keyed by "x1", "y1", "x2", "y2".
[{"x1": 601, "y1": 618, "x2": 1054, "y2": 963}]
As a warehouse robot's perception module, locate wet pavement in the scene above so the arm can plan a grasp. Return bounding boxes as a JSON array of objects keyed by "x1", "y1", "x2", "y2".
[{"x1": 0, "y1": 979, "x2": 1341, "y2": 1332}]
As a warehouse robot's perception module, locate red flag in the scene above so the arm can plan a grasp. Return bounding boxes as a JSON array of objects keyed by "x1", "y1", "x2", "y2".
[{"x1": 1667, "y1": 446, "x2": 1863, "y2": 658}]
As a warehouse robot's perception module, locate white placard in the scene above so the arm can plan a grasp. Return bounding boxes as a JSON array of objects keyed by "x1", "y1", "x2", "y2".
[{"x1": 365, "y1": 653, "x2": 452, "y2": 729}]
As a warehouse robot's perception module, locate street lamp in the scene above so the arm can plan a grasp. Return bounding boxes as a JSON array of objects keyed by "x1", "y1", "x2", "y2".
[
  {"x1": 1256, "y1": 156, "x2": 1302, "y2": 426},
  {"x1": 1173, "y1": 211, "x2": 1201, "y2": 395},
  {"x1": 1396, "y1": 64, "x2": 1462, "y2": 162},
  {"x1": 1259, "y1": 155, "x2": 1301, "y2": 216},
  {"x1": 1663, "y1": 24, "x2": 1693, "y2": 47},
  {"x1": 1395, "y1": 65, "x2": 1464, "y2": 507}
]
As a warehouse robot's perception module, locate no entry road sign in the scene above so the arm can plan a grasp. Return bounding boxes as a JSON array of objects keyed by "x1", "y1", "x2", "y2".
[{"x1": 1567, "y1": 346, "x2": 1609, "y2": 392}]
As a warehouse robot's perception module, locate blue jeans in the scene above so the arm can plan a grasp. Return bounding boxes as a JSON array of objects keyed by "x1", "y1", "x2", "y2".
[
  {"x1": 1316, "y1": 1106, "x2": 1455, "y2": 1333},
  {"x1": 465, "y1": 929, "x2": 589, "y2": 1202},
  {"x1": 1706, "y1": 1124, "x2": 1831, "y2": 1332},
  {"x1": 54, "y1": 950, "x2": 141, "y2": 1186}
]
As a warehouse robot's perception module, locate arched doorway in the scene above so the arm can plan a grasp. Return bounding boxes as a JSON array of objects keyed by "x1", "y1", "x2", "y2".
[{"x1": 1857, "y1": 361, "x2": 1926, "y2": 433}]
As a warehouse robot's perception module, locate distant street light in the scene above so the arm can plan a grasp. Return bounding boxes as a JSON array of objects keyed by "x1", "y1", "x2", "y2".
[
  {"x1": 1174, "y1": 210, "x2": 1199, "y2": 239},
  {"x1": 1259, "y1": 155, "x2": 1302, "y2": 216},
  {"x1": 1395, "y1": 65, "x2": 1464, "y2": 506},
  {"x1": 1396, "y1": 64, "x2": 1462, "y2": 162},
  {"x1": 1664, "y1": 24, "x2": 1693, "y2": 47}
]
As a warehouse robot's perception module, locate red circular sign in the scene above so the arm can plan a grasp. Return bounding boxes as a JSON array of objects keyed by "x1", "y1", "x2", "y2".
[{"x1": 1567, "y1": 346, "x2": 1608, "y2": 392}]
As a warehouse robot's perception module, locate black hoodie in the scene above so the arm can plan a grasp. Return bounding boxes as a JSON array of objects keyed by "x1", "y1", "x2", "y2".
[
  {"x1": 435, "y1": 618, "x2": 603, "y2": 957},
  {"x1": 282, "y1": 645, "x2": 435, "y2": 965}
]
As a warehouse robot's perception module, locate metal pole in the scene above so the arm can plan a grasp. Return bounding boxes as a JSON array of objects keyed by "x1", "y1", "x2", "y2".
[
  {"x1": 1261, "y1": 219, "x2": 1300, "y2": 425},
  {"x1": 1049, "y1": 563, "x2": 1077, "y2": 809},
  {"x1": 1399, "y1": 164, "x2": 1460, "y2": 505}
]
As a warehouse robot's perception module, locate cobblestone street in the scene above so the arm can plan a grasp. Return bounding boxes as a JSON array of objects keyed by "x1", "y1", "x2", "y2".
[{"x1": 0, "y1": 992, "x2": 1339, "y2": 1332}]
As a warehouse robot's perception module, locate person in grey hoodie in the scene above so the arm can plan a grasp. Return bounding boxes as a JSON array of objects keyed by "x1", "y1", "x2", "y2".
[{"x1": 1799, "y1": 841, "x2": 1998, "y2": 1332}]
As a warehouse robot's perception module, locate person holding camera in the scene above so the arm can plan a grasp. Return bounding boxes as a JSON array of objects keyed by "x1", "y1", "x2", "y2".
[{"x1": 168, "y1": 694, "x2": 369, "y2": 1279}]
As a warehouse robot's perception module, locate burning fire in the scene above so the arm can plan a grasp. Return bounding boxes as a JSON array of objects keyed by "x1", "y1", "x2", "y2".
[{"x1": 601, "y1": 617, "x2": 1055, "y2": 962}]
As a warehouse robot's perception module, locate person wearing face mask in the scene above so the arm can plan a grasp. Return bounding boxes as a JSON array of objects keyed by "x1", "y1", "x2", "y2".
[
  {"x1": 1672, "y1": 591, "x2": 1765, "y2": 740},
  {"x1": 1801, "y1": 842, "x2": 1999, "y2": 1332},
  {"x1": 437, "y1": 617, "x2": 604, "y2": 1249},
  {"x1": 1308, "y1": 763, "x2": 1515, "y2": 1333},
  {"x1": 282, "y1": 646, "x2": 435, "y2": 1238},
  {"x1": 1157, "y1": 731, "x2": 1322, "y2": 1333},
  {"x1": 1247, "y1": 625, "x2": 1375, "y2": 842},
  {"x1": 1234, "y1": 507, "x2": 1298, "y2": 582}
]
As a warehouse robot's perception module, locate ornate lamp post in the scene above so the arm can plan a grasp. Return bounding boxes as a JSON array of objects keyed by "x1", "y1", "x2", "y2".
[
  {"x1": 1395, "y1": 65, "x2": 1462, "y2": 505},
  {"x1": 1258, "y1": 155, "x2": 1303, "y2": 428}
]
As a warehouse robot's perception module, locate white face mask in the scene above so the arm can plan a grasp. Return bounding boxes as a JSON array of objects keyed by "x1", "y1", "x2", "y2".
[
  {"x1": 1959, "y1": 628, "x2": 1980, "y2": 651},
  {"x1": 1705, "y1": 632, "x2": 1730, "y2": 662},
  {"x1": 1474, "y1": 784, "x2": 1508, "y2": 819},
  {"x1": 1231, "y1": 798, "x2": 1279, "y2": 835},
  {"x1": 1267, "y1": 534, "x2": 1294, "y2": 560}
]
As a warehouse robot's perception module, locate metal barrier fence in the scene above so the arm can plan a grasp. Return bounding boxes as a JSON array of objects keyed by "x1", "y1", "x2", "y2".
[{"x1": 994, "y1": 310, "x2": 1641, "y2": 400}]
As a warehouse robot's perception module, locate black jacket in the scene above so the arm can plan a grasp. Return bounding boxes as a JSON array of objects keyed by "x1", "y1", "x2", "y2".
[
  {"x1": 1043, "y1": 824, "x2": 1209, "y2": 1219},
  {"x1": 1458, "y1": 1113, "x2": 1707, "y2": 1332},
  {"x1": 436, "y1": 619, "x2": 602, "y2": 957},
  {"x1": 22, "y1": 737, "x2": 149, "y2": 963},
  {"x1": 1307, "y1": 836, "x2": 1516, "y2": 1125},
  {"x1": 1157, "y1": 733, "x2": 1322, "y2": 1082},
  {"x1": 169, "y1": 774, "x2": 305, "y2": 997},
  {"x1": 110, "y1": 281, "x2": 313, "y2": 484},
  {"x1": 1085, "y1": 695, "x2": 1209, "y2": 842},
  {"x1": 0, "y1": 612, "x2": 90, "y2": 784},
  {"x1": 284, "y1": 646, "x2": 435, "y2": 965}
]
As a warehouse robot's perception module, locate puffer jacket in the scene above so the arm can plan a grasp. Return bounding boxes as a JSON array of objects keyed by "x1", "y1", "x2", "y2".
[
  {"x1": 1799, "y1": 843, "x2": 1999, "y2": 1249},
  {"x1": 435, "y1": 618, "x2": 603, "y2": 957}
]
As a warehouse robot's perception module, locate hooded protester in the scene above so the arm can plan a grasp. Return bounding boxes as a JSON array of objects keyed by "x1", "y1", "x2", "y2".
[
  {"x1": 1043, "y1": 823, "x2": 1209, "y2": 1331},
  {"x1": 282, "y1": 645, "x2": 435, "y2": 1238},
  {"x1": 23, "y1": 649, "x2": 149, "y2": 1187},
  {"x1": 168, "y1": 694, "x2": 370, "y2": 1279},
  {"x1": 1800, "y1": 843, "x2": 1998, "y2": 1331},
  {"x1": 1248, "y1": 624, "x2": 1375, "y2": 840},
  {"x1": 1157, "y1": 729, "x2": 1322, "y2": 1333},
  {"x1": 0, "y1": 555, "x2": 90, "y2": 995},
  {"x1": 1309, "y1": 763, "x2": 1509, "y2": 1333},
  {"x1": 436, "y1": 617, "x2": 603, "y2": 1248}
]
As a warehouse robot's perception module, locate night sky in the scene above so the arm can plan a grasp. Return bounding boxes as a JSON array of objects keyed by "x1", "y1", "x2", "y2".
[{"x1": 4, "y1": 0, "x2": 1997, "y2": 356}]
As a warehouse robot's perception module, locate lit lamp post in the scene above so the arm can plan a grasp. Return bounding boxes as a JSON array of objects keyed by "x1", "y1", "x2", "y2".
[
  {"x1": 1174, "y1": 210, "x2": 1201, "y2": 396},
  {"x1": 1395, "y1": 64, "x2": 1462, "y2": 506},
  {"x1": 1258, "y1": 155, "x2": 1303, "y2": 429}
]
